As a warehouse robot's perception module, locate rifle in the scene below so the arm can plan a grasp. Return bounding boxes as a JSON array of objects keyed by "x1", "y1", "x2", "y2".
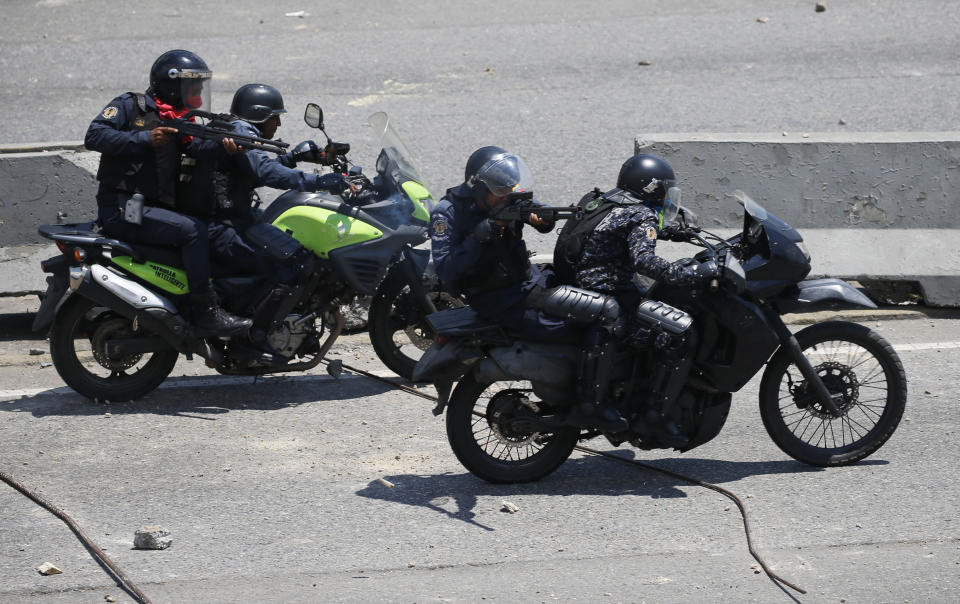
[
  {"x1": 492, "y1": 191, "x2": 584, "y2": 223},
  {"x1": 160, "y1": 110, "x2": 290, "y2": 155}
]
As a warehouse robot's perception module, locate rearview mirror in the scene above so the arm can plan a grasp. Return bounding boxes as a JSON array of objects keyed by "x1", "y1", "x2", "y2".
[
  {"x1": 304, "y1": 103, "x2": 324, "y2": 129},
  {"x1": 678, "y1": 205, "x2": 699, "y2": 229}
]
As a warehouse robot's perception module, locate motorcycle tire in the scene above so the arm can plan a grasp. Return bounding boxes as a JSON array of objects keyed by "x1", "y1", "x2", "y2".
[
  {"x1": 759, "y1": 321, "x2": 906, "y2": 467},
  {"x1": 446, "y1": 374, "x2": 580, "y2": 483},
  {"x1": 368, "y1": 267, "x2": 462, "y2": 380},
  {"x1": 49, "y1": 296, "x2": 179, "y2": 402}
]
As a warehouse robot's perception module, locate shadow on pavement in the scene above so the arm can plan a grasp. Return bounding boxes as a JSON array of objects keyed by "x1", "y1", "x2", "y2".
[
  {"x1": 356, "y1": 453, "x2": 886, "y2": 531},
  {"x1": 0, "y1": 372, "x2": 399, "y2": 419}
]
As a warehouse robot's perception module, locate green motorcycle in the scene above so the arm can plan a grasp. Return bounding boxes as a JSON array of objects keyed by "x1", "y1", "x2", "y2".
[{"x1": 33, "y1": 107, "x2": 451, "y2": 401}]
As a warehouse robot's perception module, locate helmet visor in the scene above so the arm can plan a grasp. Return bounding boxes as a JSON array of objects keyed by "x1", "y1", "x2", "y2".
[
  {"x1": 659, "y1": 186, "x2": 681, "y2": 227},
  {"x1": 475, "y1": 153, "x2": 534, "y2": 197},
  {"x1": 176, "y1": 69, "x2": 212, "y2": 111}
]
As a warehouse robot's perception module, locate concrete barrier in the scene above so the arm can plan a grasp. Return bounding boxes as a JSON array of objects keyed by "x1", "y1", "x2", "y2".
[
  {"x1": 1, "y1": 136, "x2": 958, "y2": 306},
  {"x1": 0, "y1": 144, "x2": 99, "y2": 294},
  {"x1": 634, "y1": 133, "x2": 960, "y2": 307}
]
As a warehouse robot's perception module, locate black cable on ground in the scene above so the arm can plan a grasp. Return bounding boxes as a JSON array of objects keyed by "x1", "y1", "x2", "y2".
[
  {"x1": 0, "y1": 469, "x2": 154, "y2": 604},
  {"x1": 332, "y1": 359, "x2": 806, "y2": 596},
  {"x1": 574, "y1": 444, "x2": 806, "y2": 595}
]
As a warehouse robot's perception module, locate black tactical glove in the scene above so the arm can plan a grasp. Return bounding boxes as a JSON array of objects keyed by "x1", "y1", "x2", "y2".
[
  {"x1": 284, "y1": 140, "x2": 322, "y2": 165},
  {"x1": 690, "y1": 259, "x2": 719, "y2": 287},
  {"x1": 472, "y1": 219, "x2": 497, "y2": 243},
  {"x1": 659, "y1": 224, "x2": 689, "y2": 242}
]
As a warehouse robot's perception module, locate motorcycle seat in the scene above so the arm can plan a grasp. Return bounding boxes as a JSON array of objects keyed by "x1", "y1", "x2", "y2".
[{"x1": 426, "y1": 307, "x2": 582, "y2": 345}]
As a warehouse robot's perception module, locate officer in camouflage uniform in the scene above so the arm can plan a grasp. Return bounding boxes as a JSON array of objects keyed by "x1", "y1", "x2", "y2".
[{"x1": 553, "y1": 154, "x2": 717, "y2": 446}]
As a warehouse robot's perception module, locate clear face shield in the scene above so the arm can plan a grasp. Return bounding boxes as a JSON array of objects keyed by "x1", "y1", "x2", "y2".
[
  {"x1": 175, "y1": 68, "x2": 212, "y2": 112},
  {"x1": 659, "y1": 185, "x2": 681, "y2": 228},
  {"x1": 475, "y1": 153, "x2": 534, "y2": 197}
]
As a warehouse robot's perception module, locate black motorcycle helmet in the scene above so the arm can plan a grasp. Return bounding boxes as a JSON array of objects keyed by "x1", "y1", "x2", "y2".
[
  {"x1": 615, "y1": 154, "x2": 681, "y2": 227},
  {"x1": 230, "y1": 83, "x2": 287, "y2": 124},
  {"x1": 149, "y1": 50, "x2": 212, "y2": 110},
  {"x1": 464, "y1": 146, "x2": 534, "y2": 209}
]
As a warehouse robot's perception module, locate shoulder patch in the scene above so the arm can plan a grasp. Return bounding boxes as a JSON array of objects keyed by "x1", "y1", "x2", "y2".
[
  {"x1": 645, "y1": 226, "x2": 658, "y2": 241},
  {"x1": 584, "y1": 198, "x2": 602, "y2": 212},
  {"x1": 433, "y1": 218, "x2": 448, "y2": 235},
  {"x1": 102, "y1": 106, "x2": 119, "y2": 119}
]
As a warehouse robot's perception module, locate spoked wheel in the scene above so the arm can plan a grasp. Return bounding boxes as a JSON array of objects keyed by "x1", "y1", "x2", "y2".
[
  {"x1": 445, "y1": 374, "x2": 580, "y2": 483},
  {"x1": 49, "y1": 296, "x2": 179, "y2": 402},
  {"x1": 368, "y1": 271, "x2": 464, "y2": 379},
  {"x1": 759, "y1": 321, "x2": 907, "y2": 466}
]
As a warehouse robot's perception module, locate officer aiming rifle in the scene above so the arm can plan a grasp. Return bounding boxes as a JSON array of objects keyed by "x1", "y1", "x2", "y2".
[
  {"x1": 161, "y1": 110, "x2": 290, "y2": 155},
  {"x1": 492, "y1": 191, "x2": 584, "y2": 223}
]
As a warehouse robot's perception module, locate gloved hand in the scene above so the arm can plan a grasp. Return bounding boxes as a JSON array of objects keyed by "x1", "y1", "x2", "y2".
[
  {"x1": 316, "y1": 172, "x2": 348, "y2": 193},
  {"x1": 690, "y1": 259, "x2": 719, "y2": 287},
  {"x1": 472, "y1": 219, "x2": 498, "y2": 243},
  {"x1": 660, "y1": 224, "x2": 690, "y2": 242},
  {"x1": 286, "y1": 140, "x2": 322, "y2": 164}
]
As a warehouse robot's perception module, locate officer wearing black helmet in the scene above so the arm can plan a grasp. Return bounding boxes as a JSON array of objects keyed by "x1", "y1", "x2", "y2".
[
  {"x1": 212, "y1": 83, "x2": 347, "y2": 232},
  {"x1": 84, "y1": 49, "x2": 251, "y2": 337},
  {"x1": 430, "y1": 146, "x2": 567, "y2": 341},
  {"x1": 552, "y1": 153, "x2": 718, "y2": 446}
]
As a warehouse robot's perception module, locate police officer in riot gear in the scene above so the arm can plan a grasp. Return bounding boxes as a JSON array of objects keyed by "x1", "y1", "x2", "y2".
[
  {"x1": 215, "y1": 83, "x2": 347, "y2": 229},
  {"x1": 553, "y1": 153, "x2": 718, "y2": 446},
  {"x1": 85, "y1": 50, "x2": 252, "y2": 337},
  {"x1": 430, "y1": 146, "x2": 567, "y2": 340},
  {"x1": 193, "y1": 83, "x2": 347, "y2": 281}
]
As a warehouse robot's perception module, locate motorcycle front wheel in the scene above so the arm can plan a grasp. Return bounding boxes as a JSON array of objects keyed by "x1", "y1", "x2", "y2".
[
  {"x1": 446, "y1": 374, "x2": 580, "y2": 483},
  {"x1": 49, "y1": 296, "x2": 179, "y2": 402},
  {"x1": 759, "y1": 321, "x2": 906, "y2": 466},
  {"x1": 368, "y1": 268, "x2": 463, "y2": 379}
]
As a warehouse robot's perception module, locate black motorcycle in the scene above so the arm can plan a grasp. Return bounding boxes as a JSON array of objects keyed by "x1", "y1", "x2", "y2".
[{"x1": 413, "y1": 191, "x2": 907, "y2": 483}]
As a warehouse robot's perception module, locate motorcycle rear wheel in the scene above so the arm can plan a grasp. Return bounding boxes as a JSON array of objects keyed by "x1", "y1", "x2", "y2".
[
  {"x1": 759, "y1": 321, "x2": 906, "y2": 466},
  {"x1": 446, "y1": 374, "x2": 580, "y2": 483},
  {"x1": 368, "y1": 268, "x2": 463, "y2": 379},
  {"x1": 49, "y1": 296, "x2": 179, "y2": 402}
]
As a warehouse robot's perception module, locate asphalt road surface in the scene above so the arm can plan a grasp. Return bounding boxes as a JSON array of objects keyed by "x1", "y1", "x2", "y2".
[
  {"x1": 0, "y1": 296, "x2": 957, "y2": 603},
  {"x1": 3, "y1": 0, "x2": 959, "y2": 234},
  {"x1": 2, "y1": 1, "x2": 959, "y2": 602}
]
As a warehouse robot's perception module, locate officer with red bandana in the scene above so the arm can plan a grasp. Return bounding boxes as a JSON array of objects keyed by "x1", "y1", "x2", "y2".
[{"x1": 84, "y1": 50, "x2": 251, "y2": 337}]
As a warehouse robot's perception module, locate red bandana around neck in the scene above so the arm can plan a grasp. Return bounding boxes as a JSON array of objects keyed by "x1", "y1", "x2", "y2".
[{"x1": 154, "y1": 97, "x2": 194, "y2": 143}]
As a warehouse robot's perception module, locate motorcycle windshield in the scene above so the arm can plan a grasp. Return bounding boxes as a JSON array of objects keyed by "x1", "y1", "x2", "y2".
[
  {"x1": 733, "y1": 189, "x2": 800, "y2": 238},
  {"x1": 368, "y1": 112, "x2": 435, "y2": 216}
]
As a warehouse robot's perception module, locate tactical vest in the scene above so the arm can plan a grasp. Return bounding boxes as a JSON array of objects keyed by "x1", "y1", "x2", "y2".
[
  {"x1": 552, "y1": 189, "x2": 626, "y2": 285},
  {"x1": 460, "y1": 220, "x2": 532, "y2": 297},
  {"x1": 95, "y1": 92, "x2": 180, "y2": 209}
]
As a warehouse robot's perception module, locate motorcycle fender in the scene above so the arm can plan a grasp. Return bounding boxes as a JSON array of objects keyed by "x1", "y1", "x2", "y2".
[
  {"x1": 405, "y1": 246, "x2": 431, "y2": 274},
  {"x1": 474, "y1": 342, "x2": 579, "y2": 385},
  {"x1": 413, "y1": 340, "x2": 482, "y2": 415},
  {"x1": 32, "y1": 256, "x2": 72, "y2": 333},
  {"x1": 776, "y1": 278, "x2": 877, "y2": 314}
]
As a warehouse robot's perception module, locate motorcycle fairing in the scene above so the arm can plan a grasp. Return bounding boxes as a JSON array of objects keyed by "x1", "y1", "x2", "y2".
[
  {"x1": 272, "y1": 205, "x2": 383, "y2": 259},
  {"x1": 327, "y1": 225, "x2": 427, "y2": 294},
  {"x1": 400, "y1": 180, "x2": 432, "y2": 223},
  {"x1": 774, "y1": 278, "x2": 877, "y2": 314}
]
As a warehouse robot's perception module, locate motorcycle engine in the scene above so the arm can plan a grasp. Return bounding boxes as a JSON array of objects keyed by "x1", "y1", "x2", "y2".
[{"x1": 265, "y1": 315, "x2": 311, "y2": 358}]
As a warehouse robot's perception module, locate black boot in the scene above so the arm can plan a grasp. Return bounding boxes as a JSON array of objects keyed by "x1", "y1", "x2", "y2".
[
  {"x1": 570, "y1": 328, "x2": 627, "y2": 432},
  {"x1": 190, "y1": 290, "x2": 252, "y2": 337}
]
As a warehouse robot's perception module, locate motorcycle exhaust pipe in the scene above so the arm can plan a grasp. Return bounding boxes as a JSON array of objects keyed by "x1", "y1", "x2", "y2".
[{"x1": 70, "y1": 265, "x2": 204, "y2": 358}]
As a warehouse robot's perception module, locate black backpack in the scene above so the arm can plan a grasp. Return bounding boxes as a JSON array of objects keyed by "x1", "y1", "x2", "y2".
[{"x1": 552, "y1": 188, "x2": 624, "y2": 285}]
